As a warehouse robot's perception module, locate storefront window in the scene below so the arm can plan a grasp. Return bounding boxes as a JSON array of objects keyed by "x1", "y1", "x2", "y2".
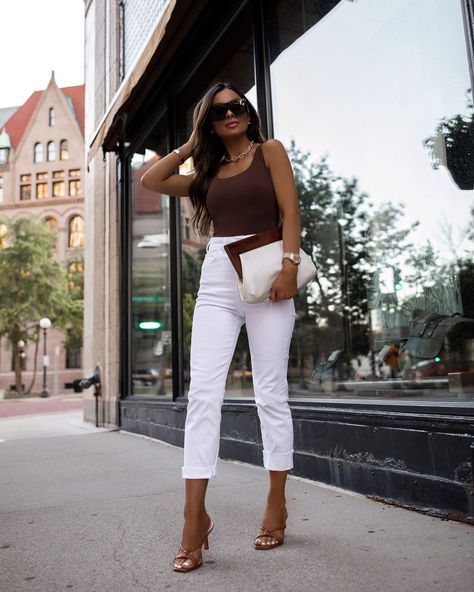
[
  {"x1": 268, "y1": 0, "x2": 474, "y2": 401},
  {"x1": 130, "y1": 114, "x2": 173, "y2": 397},
  {"x1": 174, "y1": 3, "x2": 257, "y2": 398}
]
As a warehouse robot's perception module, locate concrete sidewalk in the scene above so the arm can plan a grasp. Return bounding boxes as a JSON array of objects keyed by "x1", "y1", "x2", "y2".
[{"x1": 0, "y1": 411, "x2": 472, "y2": 592}]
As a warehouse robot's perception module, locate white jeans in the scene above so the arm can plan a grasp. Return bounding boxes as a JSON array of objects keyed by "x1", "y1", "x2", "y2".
[{"x1": 182, "y1": 234, "x2": 296, "y2": 479}]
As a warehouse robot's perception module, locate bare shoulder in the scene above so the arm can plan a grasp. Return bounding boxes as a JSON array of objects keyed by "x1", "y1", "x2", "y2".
[{"x1": 261, "y1": 139, "x2": 289, "y2": 167}]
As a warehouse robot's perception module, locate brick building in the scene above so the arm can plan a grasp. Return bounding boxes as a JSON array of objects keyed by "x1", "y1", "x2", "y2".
[{"x1": 0, "y1": 73, "x2": 85, "y2": 393}]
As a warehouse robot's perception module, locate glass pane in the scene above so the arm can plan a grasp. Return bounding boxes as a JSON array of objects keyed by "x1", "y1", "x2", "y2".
[
  {"x1": 53, "y1": 181, "x2": 65, "y2": 197},
  {"x1": 269, "y1": 0, "x2": 474, "y2": 401},
  {"x1": 69, "y1": 216, "x2": 84, "y2": 247},
  {"x1": 45, "y1": 217, "x2": 57, "y2": 230},
  {"x1": 20, "y1": 184, "x2": 31, "y2": 200},
  {"x1": 47, "y1": 142, "x2": 56, "y2": 161},
  {"x1": 69, "y1": 179, "x2": 81, "y2": 196},
  {"x1": 60, "y1": 140, "x2": 69, "y2": 160},
  {"x1": 174, "y1": 3, "x2": 257, "y2": 398},
  {"x1": 34, "y1": 143, "x2": 43, "y2": 163},
  {"x1": 130, "y1": 114, "x2": 173, "y2": 397},
  {"x1": 36, "y1": 183, "x2": 48, "y2": 199}
]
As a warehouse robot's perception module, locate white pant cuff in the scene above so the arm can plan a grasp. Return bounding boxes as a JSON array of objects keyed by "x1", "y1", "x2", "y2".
[
  {"x1": 263, "y1": 450, "x2": 294, "y2": 471},
  {"x1": 182, "y1": 465, "x2": 216, "y2": 479}
]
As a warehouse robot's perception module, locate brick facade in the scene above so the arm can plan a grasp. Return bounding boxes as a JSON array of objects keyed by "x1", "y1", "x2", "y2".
[{"x1": 0, "y1": 74, "x2": 85, "y2": 393}]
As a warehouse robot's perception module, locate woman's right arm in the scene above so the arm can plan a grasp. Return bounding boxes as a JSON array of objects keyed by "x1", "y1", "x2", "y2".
[{"x1": 140, "y1": 139, "x2": 194, "y2": 197}]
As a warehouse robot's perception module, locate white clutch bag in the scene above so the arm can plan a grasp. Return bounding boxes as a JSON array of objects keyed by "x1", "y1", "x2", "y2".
[{"x1": 224, "y1": 226, "x2": 317, "y2": 303}]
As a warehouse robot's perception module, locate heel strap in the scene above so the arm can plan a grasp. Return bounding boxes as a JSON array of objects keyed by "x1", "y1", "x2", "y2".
[
  {"x1": 258, "y1": 524, "x2": 286, "y2": 535},
  {"x1": 254, "y1": 524, "x2": 286, "y2": 545},
  {"x1": 175, "y1": 542, "x2": 202, "y2": 558},
  {"x1": 177, "y1": 520, "x2": 214, "y2": 556}
]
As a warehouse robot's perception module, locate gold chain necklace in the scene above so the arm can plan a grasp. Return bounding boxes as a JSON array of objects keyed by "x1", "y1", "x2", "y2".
[{"x1": 223, "y1": 140, "x2": 254, "y2": 163}]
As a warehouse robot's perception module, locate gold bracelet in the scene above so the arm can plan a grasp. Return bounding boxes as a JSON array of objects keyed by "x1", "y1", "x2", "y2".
[{"x1": 173, "y1": 148, "x2": 185, "y2": 163}]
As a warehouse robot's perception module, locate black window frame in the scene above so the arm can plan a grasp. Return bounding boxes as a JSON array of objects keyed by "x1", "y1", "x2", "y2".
[{"x1": 116, "y1": 0, "x2": 474, "y2": 413}]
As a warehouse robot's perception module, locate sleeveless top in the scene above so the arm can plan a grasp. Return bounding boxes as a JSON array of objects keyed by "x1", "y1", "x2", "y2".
[{"x1": 206, "y1": 143, "x2": 280, "y2": 236}]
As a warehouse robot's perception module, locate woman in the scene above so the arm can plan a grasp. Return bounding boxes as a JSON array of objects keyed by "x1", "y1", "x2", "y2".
[{"x1": 141, "y1": 81, "x2": 302, "y2": 572}]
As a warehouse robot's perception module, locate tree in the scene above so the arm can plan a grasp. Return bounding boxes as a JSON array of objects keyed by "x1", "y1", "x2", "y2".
[
  {"x1": 286, "y1": 140, "x2": 418, "y2": 376},
  {"x1": 0, "y1": 215, "x2": 83, "y2": 394},
  {"x1": 288, "y1": 142, "x2": 373, "y2": 364},
  {"x1": 423, "y1": 89, "x2": 474, "y2": 190}
]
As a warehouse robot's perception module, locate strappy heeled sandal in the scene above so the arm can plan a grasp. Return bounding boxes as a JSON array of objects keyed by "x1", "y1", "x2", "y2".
[
  {"x1": 173, "y1": 520, "x2": 214, "y2": 573},
  {"x1": 254, "y1": 511, "x2": 288, "y2": 550}
]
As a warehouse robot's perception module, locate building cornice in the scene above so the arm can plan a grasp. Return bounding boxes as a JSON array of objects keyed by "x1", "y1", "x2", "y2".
[{"x1": 0, "y1": 196, "x2": 84, "y2": 212}]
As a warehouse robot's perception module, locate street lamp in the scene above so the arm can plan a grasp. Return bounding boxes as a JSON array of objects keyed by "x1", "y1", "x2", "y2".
[
  {"x1": 16, "y1": 340, "x2": 26, "y2": 394},
  {"x1": 39, "y1": 317, "x2": 51, "y2": 398}
]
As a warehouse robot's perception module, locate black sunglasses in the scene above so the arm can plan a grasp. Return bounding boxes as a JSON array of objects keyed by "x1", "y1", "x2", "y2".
[{"x1": 208, "y1": 98, "x2": 248, "y2": 121}]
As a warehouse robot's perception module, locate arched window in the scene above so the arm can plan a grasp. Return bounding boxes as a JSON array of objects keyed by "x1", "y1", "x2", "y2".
[
  {"x1": 48, "y1": 107, "x2": 55, "y2": 126},
  {"x1": 0, "y1": 223, "x2": 8, "y2": 248},
  {"x1": 68, "y1": 215, "x2": 84, "y2": 248},
  {"x1": 34, "y1": 142, "x2": 43, "y2": 163},
  {"x1": 44, "y1": 216, "x2": 57, "y2": 230},
  {"x1": 60, "y1": 140, "x2": 68, "y2": 160},
  {"x1": 47, "y1": 141, "x2": 56, "y2": 161}
]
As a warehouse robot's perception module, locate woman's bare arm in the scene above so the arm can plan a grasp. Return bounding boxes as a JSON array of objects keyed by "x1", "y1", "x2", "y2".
[
  {"x1": 262, "y1": 138, "x2": 302, "y2": 301},
  {"x1": 262, "y1": 139, "x2": 301, "y2": 257},
  {"x1": 141, "y1": 139, "x2": 195, "y2": 196}
]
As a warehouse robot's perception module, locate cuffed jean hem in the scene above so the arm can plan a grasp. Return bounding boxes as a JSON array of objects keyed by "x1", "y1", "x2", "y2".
[
  {"x1": 263, "y1": 450, "x2": 294, "y2": 472},
  {"x1": 182, "y1": 465, "x2": 217, "y2": 479}
]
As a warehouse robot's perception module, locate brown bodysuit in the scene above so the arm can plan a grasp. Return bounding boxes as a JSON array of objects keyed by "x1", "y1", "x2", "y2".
[{"x1": 206, "y1": 142, "x2": 280, "y2": 236}]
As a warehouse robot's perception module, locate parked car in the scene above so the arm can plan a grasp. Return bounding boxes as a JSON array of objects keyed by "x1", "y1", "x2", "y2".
[
  {"x1": 132, "y1": 368, "x2": 160, "y2": 385},
  {"x1": 231, "y1": 368, "x2": 252, "y2": 379}
]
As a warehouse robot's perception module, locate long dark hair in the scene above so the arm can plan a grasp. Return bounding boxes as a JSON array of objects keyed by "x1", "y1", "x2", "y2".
[{"x1": 188, "y1": 82, "x2": 266, "y2": 237}]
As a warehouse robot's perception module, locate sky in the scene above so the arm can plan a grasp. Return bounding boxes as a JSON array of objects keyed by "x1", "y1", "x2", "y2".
[
  {"x1": 269, "y1": 0, "x2": 474, "y2": 262},
  {"x1": 0, "y1": 0, "x2": 84, "y2": 108}
]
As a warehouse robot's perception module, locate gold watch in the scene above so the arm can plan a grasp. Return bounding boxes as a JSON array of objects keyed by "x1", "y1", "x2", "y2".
[{"x1": 282, "y1": 251, "x2": 301, "y2": 265}]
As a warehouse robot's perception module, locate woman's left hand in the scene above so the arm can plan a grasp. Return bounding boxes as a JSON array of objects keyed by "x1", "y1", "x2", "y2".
[{"x1": 268, "y1": 264, "x2": 298, "y2": 302}]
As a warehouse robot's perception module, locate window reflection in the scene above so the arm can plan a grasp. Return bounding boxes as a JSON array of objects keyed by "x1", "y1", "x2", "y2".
[
  {"x1": 68, "y1": 215, "x2": 84, "y2": 247},
  {"x1": 44, "y1": 216, "x2": 57, "y2": 230},
  {"x1": 269, "y1": 0, "x2": 474, "y2": 400},
  {"x1": 47, "y1": 141, "x2": 56, "y2": 161},
  {"x1": 0, "y1": 223, "x2": 7, "y2": 248},
  {"x1": 36, "y1": 182, "x2": 48, "y2": 199},
  {"x1": 34, "y1": 143, "x2": 42, "y2": 163},
  {"x1": 20, "y1": 184, "x2": 31, "y2": 200},
  {"x1": 53, "y1": 180, "x2": 65, "y2": 197},
  {"x1": 131, "y1": 117, "x2": 173, "y2": 397},
  {"x1": 60, "y1": 140, "x2": 69, "y2": 160},
  {"x1": 69, "y1": 179, "x2": 81, "y2": 196}
]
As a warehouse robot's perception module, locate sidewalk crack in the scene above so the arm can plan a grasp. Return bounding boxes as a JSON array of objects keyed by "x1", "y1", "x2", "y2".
[{"x1": 112, "y1": 519, "x2": 152, "y2": 592}]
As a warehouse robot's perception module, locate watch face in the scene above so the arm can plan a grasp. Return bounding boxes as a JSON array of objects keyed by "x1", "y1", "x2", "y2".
[
  {"x1": 284, "y1": 252, "x2": 301, "y2": 264},
  {"x1": 292, "y1": 253, "x2": 301, "y2": 264}
]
